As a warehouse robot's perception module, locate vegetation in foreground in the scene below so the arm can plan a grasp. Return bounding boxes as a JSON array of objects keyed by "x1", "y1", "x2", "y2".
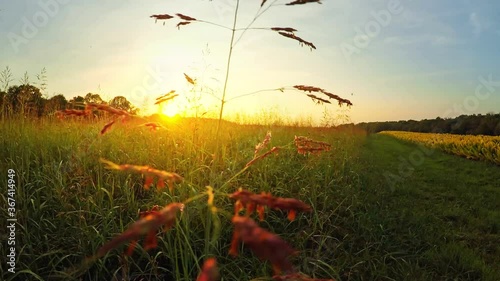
[
  {"x1": 0, "y1": 116, "x2": 363, "y2": 281},
  {"x1": 1, "y1": 117, "x2": 499, "y2": 281}
]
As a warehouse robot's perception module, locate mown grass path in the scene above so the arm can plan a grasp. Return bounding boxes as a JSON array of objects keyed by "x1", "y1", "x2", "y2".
[{"x1": 353, "y1": 134, "x2": 500, "y2": 280}]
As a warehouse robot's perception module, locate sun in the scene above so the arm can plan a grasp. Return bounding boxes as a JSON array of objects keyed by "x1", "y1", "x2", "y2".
[{"x1": 160, "y1": 102, "x2": 180, "y2": 118}]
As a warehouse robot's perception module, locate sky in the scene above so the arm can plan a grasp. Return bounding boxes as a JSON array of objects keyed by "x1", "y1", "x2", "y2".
[{"x1": 1, "y1": 0, "x2": 499, "y2": 124}]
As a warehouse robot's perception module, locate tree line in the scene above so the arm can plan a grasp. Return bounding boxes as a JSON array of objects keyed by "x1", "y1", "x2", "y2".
[
  {"x1": 0, "y1": 67, "x2": 137, "y2": 119},
  {"x1": 340, "y1": 113, "x2": 500, "y2": 136}
]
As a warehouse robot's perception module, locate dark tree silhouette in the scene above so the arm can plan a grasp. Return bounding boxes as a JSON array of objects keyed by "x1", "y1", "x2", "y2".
[
  {"x1": 109, "y1": 96, "x2": 135, "y2": 113},
  {"x1": 84, "y1": 93, "x2": 105, "y2": 104},
  {"x1": 68, "y1": 96, "x2": 85, "y2": 110},
  {"x1": 45, "y1": 94, "x2": 68, "y2": 113},
  {"x1": 5, "y1": 84, "x2": 44, "y2": 116},
  {"x1": 350, "y1": 113, "x2": 500, "y2": 136}
]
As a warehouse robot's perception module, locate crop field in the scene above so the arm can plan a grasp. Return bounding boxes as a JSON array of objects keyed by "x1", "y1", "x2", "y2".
[
  {"x1": 1, "y1": 117, "x2": 499, "y2": 281},
  {"x1": 379, "y1": 131, "x2": 500, "y2": 165}
]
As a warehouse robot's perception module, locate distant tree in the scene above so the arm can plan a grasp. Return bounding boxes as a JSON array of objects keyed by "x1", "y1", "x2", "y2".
[
  {"x1": 0, "y1": 91, "x2": 5, "y2": 107},
  {"x1": 68, "y1": 96, "x2": 85, "y2": 109},
  {"x1": 431, "y1": 117, "x2": 447, "y2": 133},
  {"x1": 464, "y1": 115, "x2": 481, "y2": 135},
  {"x1": 352, "y1": 113, "x2": 500, "y2": 136},
  {"x1": 84, "y1": 93, "x2": 105, "y2": 104},
  {"x1": 5, "y1": 84, "x2": 44, "y2": 117},
  {"x1": 450, "y1": 115, "x2": 467, "y2": 135},
  {"x1": 494, "y1": 122, "x2": 500, "y2": 136},
  {"x1": 474, "y1": 114, "x2": 497, "y2": 135},
  {"x1": 109, "y1": 96, "x2": 136, "y2": 113},
  {"x1": 45, "y1": 94, "x2": 68, "y2": 113}
]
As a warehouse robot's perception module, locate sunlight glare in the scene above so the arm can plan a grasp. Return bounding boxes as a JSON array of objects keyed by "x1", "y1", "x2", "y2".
[{"x1": 161, "y1": 102, "x2": 180, "y2": 118}]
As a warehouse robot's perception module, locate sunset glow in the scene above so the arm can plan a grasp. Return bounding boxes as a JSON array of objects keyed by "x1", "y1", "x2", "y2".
[
  {"x1": 160, "y1": 102, "x2": 181, "y2": 118},
  {"x1": 1, "y1": 1, "x2": 499, "y2": 123}
]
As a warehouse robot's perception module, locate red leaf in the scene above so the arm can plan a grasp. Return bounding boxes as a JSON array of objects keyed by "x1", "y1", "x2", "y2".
[{"x1": 197, "y1": 258, "x2": 219, "y2": 281}]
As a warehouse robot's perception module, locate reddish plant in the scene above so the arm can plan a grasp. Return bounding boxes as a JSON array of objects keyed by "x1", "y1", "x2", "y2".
[
  {"x1": 230, "y1": 216, "x2": 297, "y2": 275},
  {"x1": 100, "y1": 158, "x2": 183, "y2": 192},
  {"x1": 196, "y1": 258, "x2": 219, "y2": 281},
  {"x1": 294, "y1": 136, "x2": 331, "y2": 155},
  {"x1": 96, "y1": 203, "x2": 184, "y2": 257},
  {"x1": 55, "y1": 108, "x2": 91, "y2": 119},
  {"x1": 142, "y1": 122, "x2": 165, "y2": 131},
  {"x1": 254, "y1": 131, "x2": 272, "y2": 157},
  {"x1": 100, "y1": 119, "x2": 116, "y2": 135},
  {"x1": 245, "y1": 147, "x2": 280, "y2": 168},
  {"x1": 230, "y1": 189, "x2": 312, "y2": 221}
]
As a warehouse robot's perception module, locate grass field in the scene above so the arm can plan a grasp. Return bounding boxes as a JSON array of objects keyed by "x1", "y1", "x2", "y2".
[
  {"x1": 1, "y1": 118, "x2": 499, "y2": 281},
  {"x1": 357, "y1": 134, "x2": 500, "y2": 281}
]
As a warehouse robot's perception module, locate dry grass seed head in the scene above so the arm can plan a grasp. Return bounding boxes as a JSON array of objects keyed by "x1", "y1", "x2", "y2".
[
  {"x1": 154, "y1": 94, "x2": 179, "y2": 105},
  {"x1": 277, "y1": 32, "x2": 316, "y2": 50},
  {"x1": 271, "y1": 27, "x2": 297, "y2": 33},
  {"x1": 245, "y1": 147, "x2": 279, "y2": 168},
  {"x1": 176, "y1": 13, "x2": 197, "y2": 21},
  {"x1": 155, "y1": 90, "x2": 178, "y2": 105},
  {"x1": 150, "y1": 14, "x2": 174, "y2": 22},
  {"x1": 55, "y1": 109, "x2": 91, "y2": 119},
  {"x1": 100, "y1": 159, "x2": 183, "y2": 192},
  {"x1": 88, "y1": 103, "x2": 131, "y2": 116},
  {"x1": 286, "y1": 0, "x2": 322, "y2": 5},
  {"x1": 230, "y1": 189, "x2": 311, "y2": 221},
  {"x1": 196, "y1": 258, "x2": 219, "y2": 281},
  {"x1": 306, "y1": 94, "x2": 330, "y2": 105},
  {"x1": 293, "y1": 85, "x2": 352, "y2": 106},
  {"x1": 254, "y1": 131, "x2": 272, "y2": 157},
  {"x1": 177, "y1": 21, "x2": 192, "y2": 29},
  {"x1": 143, "y1": 122, "x2": 164, "y2": 131},
  {"x1": 100, "y1": 119, "x2": 116, "y2": 135},
  {"x1": 156, "y1": 90, "x2": 176, "y2": 101},
  {"x1": 96, "y1": 203, "x2": 184, "y2": 257},
  {"x1": 230, "y1": 216, "x2": 296, "y2": 274},
  {"x1": 184, "y1": 73, "x2": 196, "y2": 85},
  {"x1": 294, "y1": 136, "x2": 332, "y2": 155}
]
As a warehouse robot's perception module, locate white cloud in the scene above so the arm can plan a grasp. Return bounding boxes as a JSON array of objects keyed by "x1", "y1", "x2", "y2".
[
  {"x1": 469, "y1": 12, "x2": 492, "y2": 35},
  {"x1": 383, "y1": 10, "x2": 458, "y2": 47},
  {"x1": 377, "y1": 68, "x2": 474, "y2": 84},
  {"x1": 384, "y1": 34, "x2": 455, "y2": 46},
  {"x1": 469, "y1": 12, "x2": 482, "y2": 35},
  {"x1": 397, "y1": 10, "x2": 425, "y2": 28}
]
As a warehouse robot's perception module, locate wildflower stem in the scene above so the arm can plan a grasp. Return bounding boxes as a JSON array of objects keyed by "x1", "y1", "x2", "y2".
[
  {"x1": 214, "y1": 0, "x2": 240, "y2": 160},
  {"x1": 232, "y1": 0, "x2": 280, "y2": 47},
  {"x1": 197, "y1": 20, "x2": 232, "y2": 31},
  {"x1": 225, "y1": 88, "x2": 284, "y2": 103},
  {"x1": 182, "y1": 193, "x2": 208, "y2": 205},
  {"x1": 218, "y1": 166, "x2": 249, "y2": 191}
]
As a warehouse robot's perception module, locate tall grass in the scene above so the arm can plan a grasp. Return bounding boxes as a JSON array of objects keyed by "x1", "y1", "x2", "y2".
[{"x1": 0, "y1": 116, "x2": 364, "y2": 280}]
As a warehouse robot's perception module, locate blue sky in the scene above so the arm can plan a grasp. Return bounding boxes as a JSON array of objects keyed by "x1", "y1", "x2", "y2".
[{"x1": 1, "y1": 0, "x2": 499, "y2": 123}]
